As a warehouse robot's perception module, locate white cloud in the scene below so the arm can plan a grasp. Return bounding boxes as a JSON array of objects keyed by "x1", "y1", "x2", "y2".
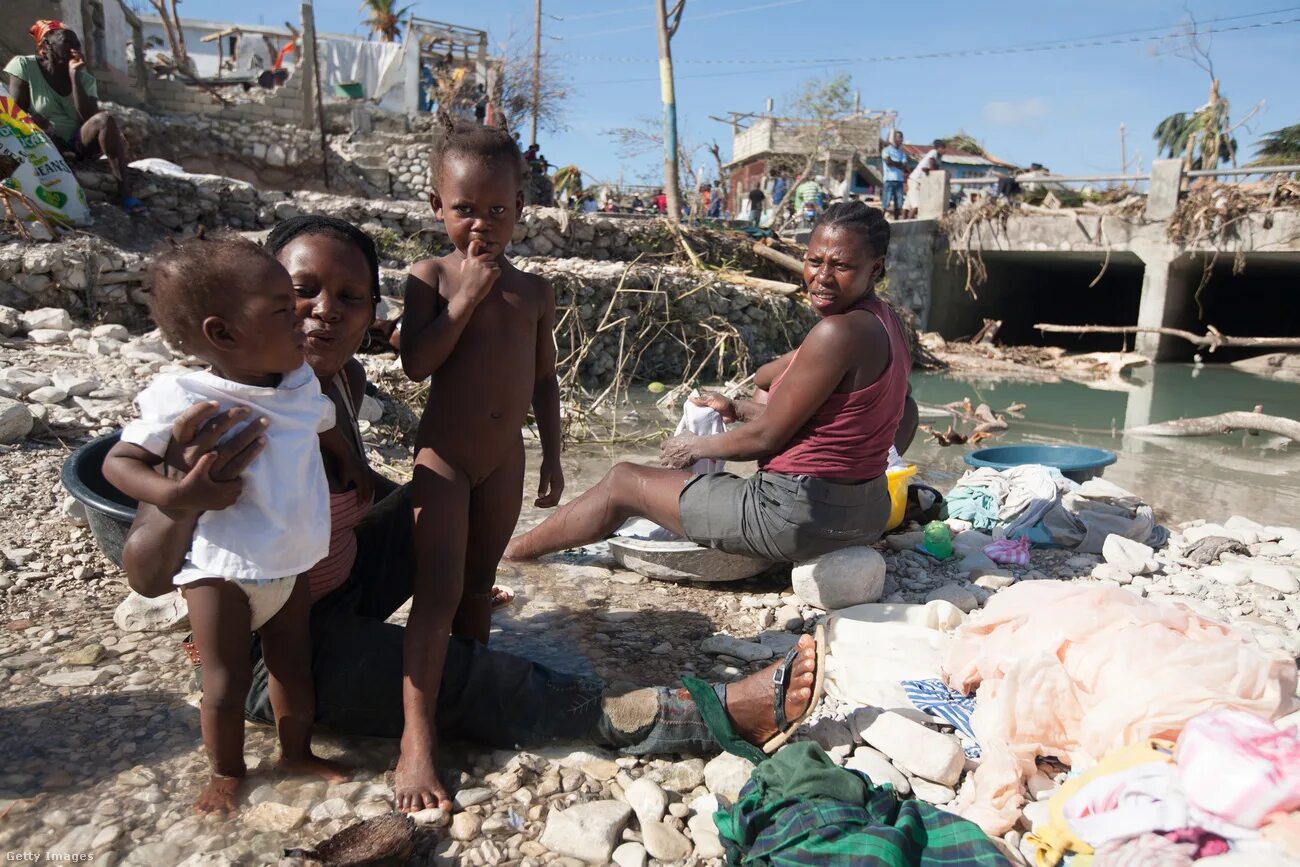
[{"x1": 983, "y1": 98, "x2": 1049, "y2": 127}]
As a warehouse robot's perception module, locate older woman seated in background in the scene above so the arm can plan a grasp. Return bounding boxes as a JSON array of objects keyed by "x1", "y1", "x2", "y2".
[{"x1": 4, "y1": 20, "x2": 140, "y2": 211}]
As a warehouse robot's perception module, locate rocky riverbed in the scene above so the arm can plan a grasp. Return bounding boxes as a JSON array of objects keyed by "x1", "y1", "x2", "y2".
[{"x1": 2, "y1": 309, "x2": 1299, "y2": 866}]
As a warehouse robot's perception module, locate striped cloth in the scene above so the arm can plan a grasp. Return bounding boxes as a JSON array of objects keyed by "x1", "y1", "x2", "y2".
[
  {"x1": 303, "y1": 491, "x2": 372, "y2": 601},
  {"x1": 901, "y1": 679, "x2": 981, "y2": 759}
]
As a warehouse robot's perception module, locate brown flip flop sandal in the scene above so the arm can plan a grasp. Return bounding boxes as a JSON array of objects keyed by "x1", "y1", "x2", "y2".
[
  {"x1": 491, "y1": 586, "x2": 515, "y2": 612},
  {"x1": 761, "y1": 622, "x2": 827, "y2": 755}
]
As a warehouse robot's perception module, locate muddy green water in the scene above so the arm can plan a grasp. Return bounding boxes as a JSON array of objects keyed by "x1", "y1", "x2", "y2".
[{"x1": 544, "y1": 365, "x2": 1300, "y2": 528}]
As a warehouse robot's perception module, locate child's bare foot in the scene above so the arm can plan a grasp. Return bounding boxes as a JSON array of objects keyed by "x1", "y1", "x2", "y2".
[
  {"x1": 393, "y1": 745, "x2": 452, "y2": 813},
  {"x1": 722, "y1": 634, "x2": 818, "y2": 745},
  {"x1": 278, "y1": 753, "x2": 351, "y2": 782},
  {"x1": 490, "y1": 586, "x2": 514, "y2": 611},
  {"x1": 194, "y1": 774, "x2": 242, "y2": 814}
]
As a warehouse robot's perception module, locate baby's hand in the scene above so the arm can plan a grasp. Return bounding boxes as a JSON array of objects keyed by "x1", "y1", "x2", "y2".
[
  {"x1": 535, "y1": 457, "x2": 564, "y2": 508},
  {"x1": 168, "y1": 453, "x2": 244, "y2": 511},
  {"x1": 459, "y1": 238, "x2": 502, "y2": 307}
]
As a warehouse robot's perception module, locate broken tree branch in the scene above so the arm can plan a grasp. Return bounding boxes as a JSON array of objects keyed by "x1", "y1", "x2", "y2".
[
  {"x1": 717, "y1": 271, "x2": 801, "y2": 296},
  {"x1": 750, "y1": 242, "x2": 804, "y2": 277},
  {"x1": 1034, "y1": 323, "x2": 1300, "y2": 352},
  {"x1": 1128, "y1": 411, "x2": 1300, "y2": 442}
]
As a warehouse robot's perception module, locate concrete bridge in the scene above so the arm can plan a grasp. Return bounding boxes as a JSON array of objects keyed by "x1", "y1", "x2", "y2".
[{"x1": 883, "y1": 160, "x2": 1300, "y2": 361}]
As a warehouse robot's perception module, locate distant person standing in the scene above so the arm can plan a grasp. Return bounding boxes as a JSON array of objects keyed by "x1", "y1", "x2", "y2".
[
  {"x1": 881, "y1": 129, "x2": 907, "y2": 219},
  {"x1": 653, "y1": 189, "x2": 667, "y2": 213},
  {"x1": 904, "y1": 138, "x2": 944, "y2": 219},
  {"x1": 747, "y1": 184, "x2": 765, "y2": 227},
  {"x1": 771, "y1": 174, "x2": 788, "y2": 206}
]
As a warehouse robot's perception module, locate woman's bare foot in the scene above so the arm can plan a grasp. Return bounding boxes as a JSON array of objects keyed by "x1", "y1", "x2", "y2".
[
  {"x1": 193, "y1": 774, "x2": 242, "y2": 814},
  {"x1": 278, "y1": 753, "x2": 351, "y2": 782},
  {"x1": 393, "y1": 745, "x2": 452, "y2": 813},
  {"x1": 502, "y1": 536, "x2": 531, "y2": 561},
  {"x1": 722, "y1": 634, "x2": 818, "y2": 746}
]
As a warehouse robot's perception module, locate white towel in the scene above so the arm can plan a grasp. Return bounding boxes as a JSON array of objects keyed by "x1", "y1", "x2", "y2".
[{"x1": 675, "y1": 391, "x2": 727, "y2": 475}]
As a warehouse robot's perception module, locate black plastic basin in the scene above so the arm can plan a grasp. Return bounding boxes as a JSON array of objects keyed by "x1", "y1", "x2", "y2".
[{"x1": 61, "y1": 431, "x2": 137, "y2": 567}]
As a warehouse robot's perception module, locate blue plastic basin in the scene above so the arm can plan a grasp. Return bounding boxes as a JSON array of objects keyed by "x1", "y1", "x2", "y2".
[{"x1": 963, "y1": 444, "x2": 1117, "y2": 483}]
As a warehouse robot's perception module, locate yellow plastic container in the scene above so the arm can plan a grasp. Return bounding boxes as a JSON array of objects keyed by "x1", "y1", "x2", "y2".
[{"x1": 885, "y1": 464, "x2": 918, "y2": 531}]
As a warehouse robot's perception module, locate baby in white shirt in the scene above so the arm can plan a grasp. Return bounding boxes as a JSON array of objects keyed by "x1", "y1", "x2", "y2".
[{"x1": 104, "y1": 234, "x2": 359, "y2": 813}]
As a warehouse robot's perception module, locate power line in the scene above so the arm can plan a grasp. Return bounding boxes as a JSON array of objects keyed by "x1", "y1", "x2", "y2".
[
  {"x1": 560, "y1": 7, "x2": 1300, "y2": 69},
  {"x1": 564, "y1": 0, "x2": 812, "y2": 39}
]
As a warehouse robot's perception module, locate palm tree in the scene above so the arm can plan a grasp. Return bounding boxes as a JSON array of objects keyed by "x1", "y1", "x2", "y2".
[
  {"x1": 1152, "y1": 80, "x2": 1236, "y2": 171},
  {"x1": 1250, "y1": 124, "x2": 1300, "y2": 166},
  {"x1": 360, "y1": 0, "x2": 415, "y2": 42}
]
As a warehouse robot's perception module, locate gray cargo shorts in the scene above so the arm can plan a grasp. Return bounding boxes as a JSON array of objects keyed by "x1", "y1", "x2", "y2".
[{"x1": 678, "y1": 470, "x2": 890, "y2": 563}]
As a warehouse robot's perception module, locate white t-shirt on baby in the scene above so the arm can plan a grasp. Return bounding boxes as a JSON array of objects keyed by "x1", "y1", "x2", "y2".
[{"x1": 121, "y1": 361, "x2": 334, "y2": 583}]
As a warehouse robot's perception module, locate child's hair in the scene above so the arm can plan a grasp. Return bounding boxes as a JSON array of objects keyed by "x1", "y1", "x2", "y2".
[
  {"x1": 815, "y1": 200, "x2": 891, "y2": 259},
  {"x1": 428, "y1": 111, "x2": 525, "y2": 189},
  {"x1": 147, "y1": 233, "x2": 281, "y2": 352},
  {"x1": 264, "y1": 214, "x2": 381, "y2": 305}
]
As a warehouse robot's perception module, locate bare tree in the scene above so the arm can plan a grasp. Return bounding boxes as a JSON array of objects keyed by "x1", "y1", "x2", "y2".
[
  {"x1": 606, "y1": 115, "x2": 705, "y2": 218},
  {"x1": 654, "y1": 0, "x2": 686, "y2": 223},
  {"x1": 769, "y1": 73, "x2": 856, "y2": 232},
  {"x1": 147, "y1": 0, "x2": 195, "y2": 77},
  {"x1": 495, "y1": 32, "x2": 570, "y2": 138}
]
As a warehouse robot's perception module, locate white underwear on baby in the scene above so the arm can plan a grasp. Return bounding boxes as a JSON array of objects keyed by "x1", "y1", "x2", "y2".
[{"x1": 175, "y1": 562, "x2": 296, "y2": 631}]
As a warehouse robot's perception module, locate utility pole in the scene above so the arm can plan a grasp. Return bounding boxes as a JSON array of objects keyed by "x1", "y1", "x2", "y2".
[
  {"x1": 530, "y1": 0, "x2": 541, "y2": 147},
  {"x1": 1119, "y1": 122, "x2": 1128, "y2": 188},
  {"x1": 655, "y1": 0, "x2": 686, "y2": 223}
]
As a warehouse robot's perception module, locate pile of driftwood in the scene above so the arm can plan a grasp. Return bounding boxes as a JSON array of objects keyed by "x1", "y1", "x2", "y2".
[{"x1": 919, "y1": 396, "x2": 1024, "y2": 447}]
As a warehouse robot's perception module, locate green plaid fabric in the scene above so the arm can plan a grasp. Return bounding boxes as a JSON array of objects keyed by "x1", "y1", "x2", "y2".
[{"x1": 714, "y1": 742, "x2": 1010, "y2": 867}]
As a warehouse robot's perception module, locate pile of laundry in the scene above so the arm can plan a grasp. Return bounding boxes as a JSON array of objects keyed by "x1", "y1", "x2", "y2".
[
  {"x1": 941, "y1": 466, "x2": 1168, "y2": 553},
  {"x1": 812, "y1": 580, "x2": 1298, "y2": 865}
]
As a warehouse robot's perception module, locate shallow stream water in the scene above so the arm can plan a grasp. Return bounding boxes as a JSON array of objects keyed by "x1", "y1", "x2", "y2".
[{"x1": 533, "y1": 364, "x2": 1300, "y2": 529}]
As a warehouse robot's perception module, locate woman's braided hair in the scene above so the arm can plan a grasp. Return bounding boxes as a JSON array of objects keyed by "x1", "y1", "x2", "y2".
[
  {"x1": 264, "y1": 215, "x2": 381, "y2": 306},
  {"x1": 814, "y1": 200, "x2": 891, "y2": 259},
  {"x1": 428, "y1": 110, "x2": 524, "y2": 189}
]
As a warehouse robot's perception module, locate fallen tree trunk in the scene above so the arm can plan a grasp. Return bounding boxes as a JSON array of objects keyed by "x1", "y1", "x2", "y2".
[
  {"x1": 1034, "y1": 323, "x2": 1300, "y2": 352},
  {"x1": 1128, "y1": 411, "x2": 1300, "y2": 442},
  {"x1": 751, "y1": 242, "x2": 804, "y2": 277}
]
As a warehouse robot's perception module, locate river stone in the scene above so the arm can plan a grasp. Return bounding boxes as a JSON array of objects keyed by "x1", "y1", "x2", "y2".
[
  {"x1": 539, "y1": 800, "x2": 632, "y2": 863},
  {"x1": 623, "y1": 777, "x2": 667, "y2": 826},
  {"x1": 243, "y1": 802, "x2": 306, "y2": 832},
  {"x1": 642, "y1": 821, "x2": 692, "y2": 862},
  {"x1": 857, "y1": 711, "x2": 964, "y2": 786},
  {"x1": 700, "y1": 634, "x2": 772, "y2": 662},
  {"x1": 52, "y1": 372, "x2": 99, "y2": 397},
  {"x1": 58, "y1": 643, "x2": 105, "y2": 666},
  {"x1": 450, "y1": 811, "x2": 483, "y2": 841},
  {"x1": 844, "y1": 746, "x2": 911, "y2": 795},
  {"x1": 925, "y1": 583, "x2": 979, "y2": 612},
  {"x1": 114, "y1": 591, "x2": 189, "y2": 632},
  {"x1": 28, "y1": 329, "x2": 70, "y2": 344},
  {"x1": 1091, "y1": 563, "x2": 1134, "y2": 584},
  {"x1": 454, "y1": 787, "x2": 493, "y2": 808},
  {"x1": 956, "y1": 551, "x2": 998, "y2": 575},
  {"x1": 309, "y1": 798, "x2": 353, "y2": 823},
  {"x1": 612, "y1": 842, "x2": 647, "y2": 867},
  {"x1": 40, "y1": 669, "x2": 112, "y2": 687},
  {"x1": 1250, "y1": 564, "x2": 1300, "y2": 594},
  {"x1": 1198, "y1": 562, "x2": 1253, "y2": 587},
  {"x1": 910, "y1": 778, "x2": 957, "y2": 805},
  {"x1": 92, "y1": 323, "x2": 130, "y2": 341},
  {"x1": 791, "y1": 547, "x2": 886, "y2": 611},
  {"x1": 20, "y1": 307, "x2": 73, "y2": 332},
  {"x1": 658, "y1": 759, "x2": 705, "y2": 792},
  {"x1": 0, "y1": 306, "x2": 20, "y2": 336},
  {"x1": 1102, "y1": 535, "x2": 1158, "y2": 575},
  {"x1": 704, "y1": 752, "x2": 755, "y2": 803},
  {"x1": 971, "y1": 569, "x2": 1015, "y2": 590},
  {"x1": 27, "y1": 385, "x2": 68, "y2": 404},
  {"x1": 0, "y1": 399, "x2": 34, "y2": 443},
  {"x1": 688, "y1": 794, "x2": 726, "y2": 858}
]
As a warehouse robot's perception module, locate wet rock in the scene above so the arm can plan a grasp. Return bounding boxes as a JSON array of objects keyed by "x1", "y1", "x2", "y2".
[
  {"x1": 1102, "y1": 536, "x2": 1158, "y2": 575},
  {"x1": 623, "y1": 777, "x2": 667, "y2": 827},
  {"x1": 310, "y1": 798, "x2": 354, "y2": 823},
  {"x1": 612, "y1": 841, "x2": 647, "y2": 867},
  {"x1": 791, "y1": 547, "x2": 886, "y2": 611},
  {"x1": 925, "y1": 583, "x2": 978, "y2": 613},
  {"x1": 704, "y1": 752, "x2": 755, "y2": 803},
  {"x1": 857, "y1": 711, "x2": 964, "y2": 786},
  {"x1": 0, "y1": 398, "x2": 34, "y2": 443},
  {"x1": 39, "y1": 668, "x2": 112, "y2": 687},
  {"x1": 450, "y1": 811, "x2": 483, "y2": 841},
  {"x1": 57, "y1": 643, "x2": 105, "y2": 666},
  {"x1": 844, "y1": 746, "x2": 910, "y2": 795},
  {"x1": 114, "y1": 591, "x2": 188, "y2": 632},
  {"x1": 244, "y1": 802, "x2": 307, "y2": 833},
  {"x1": 20, "y1": 307, "x2": 73, "y2": 332},
  {"x1": 700, "y1": 634, "x2": 772, "y2": 662},
  {"x1": 642, "y1": 820, "x2": 692, "y2": 862},
  {"x1": 539, "y1": 799, "x2": 632, "y2": 863}
]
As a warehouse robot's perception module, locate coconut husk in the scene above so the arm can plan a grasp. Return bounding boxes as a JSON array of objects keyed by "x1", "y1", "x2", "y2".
[{"x1": 283, "y1": 812, "x2": 416, "y2": 866}]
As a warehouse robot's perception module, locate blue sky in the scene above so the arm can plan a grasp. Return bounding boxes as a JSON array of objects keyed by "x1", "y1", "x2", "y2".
[{"x1": 145, "y1": 0, "x2": 1300, "y2": 183}]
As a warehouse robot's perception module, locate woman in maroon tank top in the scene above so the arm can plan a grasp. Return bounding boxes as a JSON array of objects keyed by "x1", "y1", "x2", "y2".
[{"x1": 506, "y1": 202, "x2": 919, "y2": 564}]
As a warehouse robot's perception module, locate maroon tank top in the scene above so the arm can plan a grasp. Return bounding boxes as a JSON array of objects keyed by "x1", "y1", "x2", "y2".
[{"x1": 760, "y1": 295, "x2": 911, "y2": 480}]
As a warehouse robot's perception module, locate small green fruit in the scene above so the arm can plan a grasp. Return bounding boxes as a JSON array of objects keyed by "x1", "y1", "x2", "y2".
[{"x1": 647, "y1": 381, "x2": 666, "y2": 394}]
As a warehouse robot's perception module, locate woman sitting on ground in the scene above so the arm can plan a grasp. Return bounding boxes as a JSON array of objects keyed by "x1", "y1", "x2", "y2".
[
  {"x1": 506, "y1": 201, "x2": 918, "y2": 564},
  {"x1": 121, "y1": 214, "x2": 826, "y2": 813},
  {"x1": 4, "y1": 20, "x2": 140, "y2": 211}
]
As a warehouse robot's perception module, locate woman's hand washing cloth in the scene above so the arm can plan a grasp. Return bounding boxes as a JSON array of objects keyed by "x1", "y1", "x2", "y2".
[
  {"x1": 942, "y1": 582, "x2": 1297, "y2": 837},
  {"x1": 713, "y1": 741, "x2": 1010, "y2": 867},
  {"x1": 1174, "y1": 709, "x2": 1300, "y2": 829},
  {"x1": 677, "y1": 392, "x2": 728, "y2": 474}
]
